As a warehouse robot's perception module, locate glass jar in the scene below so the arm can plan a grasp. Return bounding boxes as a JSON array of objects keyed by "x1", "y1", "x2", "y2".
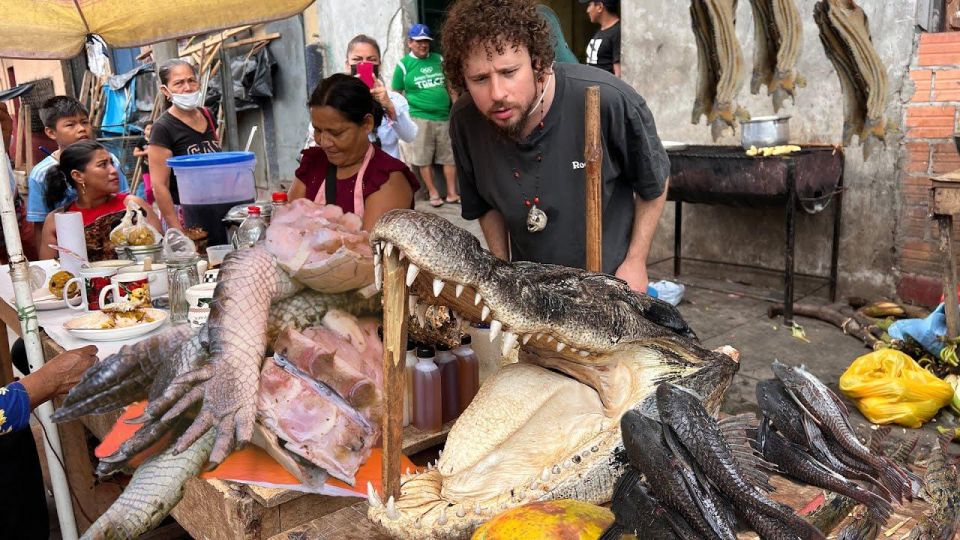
[{"x1": 166, "y1": 256, "x2": 201, "y2": 324}]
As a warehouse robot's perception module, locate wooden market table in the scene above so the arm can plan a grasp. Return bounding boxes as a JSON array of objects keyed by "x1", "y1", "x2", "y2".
[
  {"x1": 0, "y1": 262, "x2": 449, "y2": 539},
  {"x1": 930, "y1": 170, "x2": 960, "y2": 338}
]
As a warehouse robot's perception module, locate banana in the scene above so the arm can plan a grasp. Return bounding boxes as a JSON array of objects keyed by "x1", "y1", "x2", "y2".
[
  {"x1": 945, "y1": 374, "x2": 960, "y2": 415},
  {"x1": 861, "y1": 301, "x2": 905, "y2": 319}
]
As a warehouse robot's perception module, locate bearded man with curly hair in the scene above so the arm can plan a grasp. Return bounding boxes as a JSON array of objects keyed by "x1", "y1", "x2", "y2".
[{"x1": 443, "y1": 0, "x2": 670, "y2": 293}]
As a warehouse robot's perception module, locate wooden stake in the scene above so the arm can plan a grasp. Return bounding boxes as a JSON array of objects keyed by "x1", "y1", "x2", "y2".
[
  {"x1": 939, "y1": 215, "x2": 960, "y2": 339},
  {"x1": 381, "y1": 248, "x2": 409, "y2": 500},
  {"x1": 13, "y1": 102, "x2": 24, "y2": 170},
  {"x1": 22, "y1": 104, "x2": 32, "y2": 169},
  {"x1": 584, "y1": 86, "x2": 603, "y2": 273}
]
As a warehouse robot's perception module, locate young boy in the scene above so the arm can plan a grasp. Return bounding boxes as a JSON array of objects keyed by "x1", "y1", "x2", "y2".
[{"x1": 26, "y1": 96, "x2": 131, "y2": 249}]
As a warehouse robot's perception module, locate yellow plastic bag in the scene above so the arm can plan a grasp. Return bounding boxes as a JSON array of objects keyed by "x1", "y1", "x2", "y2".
[{"x1": 839, "y1": 349, "x2": 953, "y2": 428}]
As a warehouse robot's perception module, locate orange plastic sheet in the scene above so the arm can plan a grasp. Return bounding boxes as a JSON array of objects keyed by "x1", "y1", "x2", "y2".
[
  {"x1": 96, "y1": 401, "x2": 414, "y2": 497},
  {"x1": 0, "y1": 0, "x2": 313, "y2": 59}
]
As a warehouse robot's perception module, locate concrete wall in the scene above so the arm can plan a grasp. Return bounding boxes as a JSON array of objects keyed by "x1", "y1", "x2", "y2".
[
  {"x1": 622, "y1": 1, "x2": 919, "y2": 298},
  {"x1": 314, "y1": 0, "x2": 418, "y2": 83},
  {"x1": 262, "y1": 16, "x2": 310, "y2": 189}
]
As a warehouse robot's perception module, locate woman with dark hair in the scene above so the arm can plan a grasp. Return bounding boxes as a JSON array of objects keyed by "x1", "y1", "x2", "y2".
[
  {"x1": 290, "y1": 74, "x2": 418, "y2": 231},
  {"x1": 147, "y1": 59, "x2": 226, "y2": 243},
  {"x1": 38, "y1": 140, "x2": 160, "y2": 262}
]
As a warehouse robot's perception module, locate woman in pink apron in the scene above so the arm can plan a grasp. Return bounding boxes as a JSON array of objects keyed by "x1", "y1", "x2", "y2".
[{"x1": 289, "y1": 74, "x2": 419, "y2": 231}]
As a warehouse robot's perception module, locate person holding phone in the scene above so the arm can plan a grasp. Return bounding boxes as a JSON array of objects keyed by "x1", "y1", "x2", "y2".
[{"x1": 304, "y1": 35, "x2": 417, "y2": 162}]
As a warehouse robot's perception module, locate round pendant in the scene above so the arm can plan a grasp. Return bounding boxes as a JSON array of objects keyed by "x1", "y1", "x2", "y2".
[{"x1": 526, "y1": 204, "x2": 548, "y2": 233}]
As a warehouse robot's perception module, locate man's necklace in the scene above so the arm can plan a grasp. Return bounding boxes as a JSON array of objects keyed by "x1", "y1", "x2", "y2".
[{"x1": 514, "y1": 106, "x2": 548, "y2": 233}]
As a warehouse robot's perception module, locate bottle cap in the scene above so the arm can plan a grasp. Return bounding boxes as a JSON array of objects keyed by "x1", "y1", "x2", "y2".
[
  {"x1": 272, "y1": 192, "x2": 288, "y2": 203},
  {"x1": 406, "y1": 339, "x2": 417, "y2": 351},
  {"x1": 437, "y1": 344, "x2": 451, "y2": 352},
  {"x1": 416, "y1": 345, "x2": 436, "y2": 358},
  {"x1": 247, "y1": 206, "x2": 261, "y2": 215},
  {"x1": 460, "y1": 334, "x2": 472, "y2": 346}
]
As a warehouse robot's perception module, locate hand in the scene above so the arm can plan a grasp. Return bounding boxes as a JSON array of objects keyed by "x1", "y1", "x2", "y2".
[
  {"x1": 615, "y1": 257, "x2": 649, "y2": 294},
  {"x1": 21, "y1": 345, "x2": 99, "y2": 408},
  {"x1": 370, "y1": 80, "x2": 396, "y2": 120}
]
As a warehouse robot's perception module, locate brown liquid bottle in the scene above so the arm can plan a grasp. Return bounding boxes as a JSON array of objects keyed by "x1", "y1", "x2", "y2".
[
  {"x1": 435, "y1": 344, "x2": 461, "y2": 423},
  {"x1": 412, "y1": 345, "x2": 442, "y2": 433},
  {"x1": 453, "y1": 334, "x2": 480, "y2": 414}
]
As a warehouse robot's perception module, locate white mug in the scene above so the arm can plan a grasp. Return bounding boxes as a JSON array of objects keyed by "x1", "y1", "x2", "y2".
[
  {"x1": 118, "y1": 264, "x2": 168, "y2": 297},
  {"x1": 99, "y1": 272, "x2": 152, "y2": 308},
  {"x1": 185, "y1": 282, "x2": 217, "y2": 328},
  {"x1": 63, "y1": 266, "x2": 120, "y2": 311}
]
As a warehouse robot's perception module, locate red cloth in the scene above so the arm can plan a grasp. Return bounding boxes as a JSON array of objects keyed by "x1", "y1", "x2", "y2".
[
  {"x1": 68, "y1": 193, "x2": 128, "y2": 226},
  {"x1": 295, "y1": 146, "x2": 419, "y2": 214}
]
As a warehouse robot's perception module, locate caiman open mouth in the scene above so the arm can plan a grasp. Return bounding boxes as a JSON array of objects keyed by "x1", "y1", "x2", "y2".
[{"x1": 367, "y1": 210, "x2": 739, "y2": 539}]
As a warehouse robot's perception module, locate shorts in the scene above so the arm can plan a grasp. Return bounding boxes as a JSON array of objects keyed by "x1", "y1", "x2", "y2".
[{"x1": 400, "y1": 118, "x2": 454, "y2": 167}]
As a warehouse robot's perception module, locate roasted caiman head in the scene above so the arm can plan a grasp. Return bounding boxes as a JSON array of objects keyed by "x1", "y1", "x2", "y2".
[{"x1": 367, "y1": 210, "x2": 740, "y2": 539}]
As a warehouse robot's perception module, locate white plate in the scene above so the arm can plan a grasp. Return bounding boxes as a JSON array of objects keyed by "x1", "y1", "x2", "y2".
[
  {"x1": 65, "y1": 309, "x2": 169, "y2": 342},
  {"x1": 662, "y1": 141, "x2": 689, "y2": 151}
]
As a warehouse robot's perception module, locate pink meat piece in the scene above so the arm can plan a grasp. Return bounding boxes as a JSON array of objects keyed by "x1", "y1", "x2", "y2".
[
  {"x1": 258, "y1": 361, "x2": 375, "y2": 484},
  {"x1": 272, "y1": 317, "x2": 384, "y2": 427},
  {"x1": 265, "y1": 199, "x2": 372, "y2": 271}
]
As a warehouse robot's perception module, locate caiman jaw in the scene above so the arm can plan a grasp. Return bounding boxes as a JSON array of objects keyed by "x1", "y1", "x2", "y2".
[{"x1": 367, "y1": 210, "x2": 739, "y2": 539}]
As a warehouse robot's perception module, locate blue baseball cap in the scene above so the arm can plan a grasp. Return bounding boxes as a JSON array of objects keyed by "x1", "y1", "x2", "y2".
[{"x1": 408, "y1": 23, "x2": 433, "y2": 41}]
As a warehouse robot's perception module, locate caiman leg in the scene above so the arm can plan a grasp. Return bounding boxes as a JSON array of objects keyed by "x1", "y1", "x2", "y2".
[
  {"x1": 82, "y1": 430, "x2": 215, "y2": 540},
  {"x1": 52, "y1": 325, "x2": 197, "y2": 422},
  {"x1": 172, "y1": 247, "x2": 301, "y2": 464},
  {"x1": 266, "y1": 288, "x2": 382, "y2": 344}
]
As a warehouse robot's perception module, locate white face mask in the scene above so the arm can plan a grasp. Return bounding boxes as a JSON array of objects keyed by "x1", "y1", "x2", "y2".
[{"x1": 168, "y1": 88, "x2": 204, "y2": 111}]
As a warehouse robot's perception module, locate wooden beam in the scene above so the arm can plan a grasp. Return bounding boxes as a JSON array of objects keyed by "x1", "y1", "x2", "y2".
[
  {"x1": 12, "y1": 102, "x2": 24, "y2": 170},
  {"x1": 584, "y1": 86, "x2": 603, "y2": 273},
  {"x1": 179, "y1": 26, "x2": 253, "y2": 56},
  {"x1": 22, "y1": 104, "x2": 32, "y2": 169},
  {"x1": 939, "y1": 215, "x2": 960, "y2": 339},
  {"x1": 380, "y1": 247, "x2": 409, "y2": 500},
  {"x1": 224, "y1": 33, "x2": 282, "y2": 50}
]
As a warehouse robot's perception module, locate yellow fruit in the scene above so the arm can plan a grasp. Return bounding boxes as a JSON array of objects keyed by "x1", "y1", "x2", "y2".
[
  {"x1": 47, "y1": 270, "x2": 77, "y2": 298},
  {"x1": 471, "y1": 499, "x2": 613, "y2": 540}
]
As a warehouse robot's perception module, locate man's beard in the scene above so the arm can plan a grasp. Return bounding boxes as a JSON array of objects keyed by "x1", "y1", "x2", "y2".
[{"x1": 486, "y1": 98, "x2": 536, "y2": 142}]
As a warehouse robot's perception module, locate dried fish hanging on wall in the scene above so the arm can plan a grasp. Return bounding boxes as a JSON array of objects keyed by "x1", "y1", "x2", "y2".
[
  {"x1": 748, "y1": 0, "x2": 805, "y2": 111},
  {"x1": 814, "y1": 0, "x2": 892, "y2": 159},
  {"x1": 690, "y1": 0, "x2": 751, "y2": 141}
]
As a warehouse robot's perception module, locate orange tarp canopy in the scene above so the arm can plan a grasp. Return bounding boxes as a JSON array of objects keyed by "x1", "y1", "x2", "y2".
[{"x1": 0, "y1": 0, "x2": 314, "y2": 59}]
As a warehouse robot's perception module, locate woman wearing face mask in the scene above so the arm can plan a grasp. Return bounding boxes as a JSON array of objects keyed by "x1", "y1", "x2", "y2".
[
  {"x1": 39, "y1": 141, "x2": 160, "y2": 262},
  {"x1": 147, "y1": 59, "x2": 226, "y2": 242},
  {"x1": 290, "y1": 74, "x2": 418, "y2": 231}
]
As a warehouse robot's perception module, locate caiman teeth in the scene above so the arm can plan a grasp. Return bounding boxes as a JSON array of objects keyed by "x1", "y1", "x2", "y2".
[
  {"x1": 540, "y1": 467, "x2": 550, "y2": 481},
  {"x1": 406, "y1": 264, "x2": 420, "y2": 286},
  {"x1": 522, "y1": 334, "x2": 531, "y2": 345},
  {"x1": 385, "y1": 242, "x2": 395, "y2": 256},
  {"x1": 552, "y1": 464, "x2": 561, "y2": 475},
  {"x1": 546, "y1": 335, "x2": 555, "y2": 343},
  {"x1": 556, "y1": 342, "x2": 566, "y2": 352},
  {"x1": 456, "y1": 505, "x2": 466, "y2": 518},
  {"x1": 480, "y1": 305, "x2": 490, "y2": 321},
  {"x1": 432, "y1": 278, "x2": 445, "y2": 297},
  {"x1": 409, "y1": 295, "x2": 418, "y2": 314},
  {"x1": 416, "y1": 304, "x2": 427, "y2": 326},
  {"x1": 375, "y1": 261, "x2": 383, "y2": 290},
  {"x1": 386, "y1": 496, "x2": 399, "y2": 520},
  {"x1": 367, "y1": 481, "x2": 382, "y2": 508},
  {"x1": 579, "y1": 351, "x2": 590, "y2": 357},
  {"x1": 455, "y1": 283, "x2": 464, "y2": 298},
  {"x1": 438, "y1": 506, "x2": 448, "y2": 525},
  {"x1": 474, "y1": 292, "x2": 482, "y2": 305},
  {"x1": 489, "y1": 320, "x2": 502, "y2": 340},
  {"x1": 501, "y1": 332, "x2": 518, "y2": 356},
  {"x1": 374, "y1": 251, "x2": 381, "y2": 266},
  {"x1": 474, "y1": 502, "x2": 483, "y2": 515},
  {"x1": 398, "y1": 250, "x2": 406, "y2": 261}
]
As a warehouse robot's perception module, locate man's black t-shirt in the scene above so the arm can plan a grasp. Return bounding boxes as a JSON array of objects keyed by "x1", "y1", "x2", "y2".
[
  {"x1": 149, "y1": 109, "x2": 222, "y2": 204},
  {"x1": 450, "y1": 63, "x2": 669, "y2": 274},
  {"x1": 586, "y1": 21, "x2": 621, "y2": 74}
]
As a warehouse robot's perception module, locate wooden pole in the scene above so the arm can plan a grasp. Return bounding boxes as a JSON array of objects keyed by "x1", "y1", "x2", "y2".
[
  {"x1": 380, "y1": 247, "x2": 409, "y2": 500},
  {"x1": 23, "y1": 104, "x2": 32, "y2": 169},
  {"x1": 939, "y1": 215, "x2": 960, "y2": 339},
  {"x1": 584, "y1": 86, "x2": 603, "y2": 273}
]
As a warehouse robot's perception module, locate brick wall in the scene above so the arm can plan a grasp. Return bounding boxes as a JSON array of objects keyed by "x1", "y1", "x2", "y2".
[{"x1": 898, "y1": 31, "x2": 960, "y2": 306}]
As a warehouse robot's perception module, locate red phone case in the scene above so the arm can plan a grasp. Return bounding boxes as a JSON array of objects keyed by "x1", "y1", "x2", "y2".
[{"x1": 357, "y1": 62, "x2": 376, "y2": 89}]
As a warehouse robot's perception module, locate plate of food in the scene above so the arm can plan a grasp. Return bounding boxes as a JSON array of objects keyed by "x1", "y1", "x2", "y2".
[
  {"x1": 33, "y1": 268, "x2": 76, "y2": 310},
  {"x1": 64, "y1": 301, "x2": 168, "y2": 341}
]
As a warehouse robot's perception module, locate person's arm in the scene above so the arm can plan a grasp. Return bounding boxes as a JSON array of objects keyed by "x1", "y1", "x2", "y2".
[
  {"x1": 124, "y1": 195, "x2": 162, "y2": 232},
  {"x1": 371, "y1": 81, "x2": 397, "y2": 122},
  {"x1": 390, "y1": 94, "x2": 418, "y2": 143},
  {"x1": 147, "y1": 144, "x2": 180, "y2": 230},
  {"x1": 478, "y1": 209, "x2": 509, "y2": 261},
  {"x1": 615, "y1": 181, "x2": 668, "y2": 292},
  {"x1": 18, "y1": 345, "x2": 98, "y2": 409},
  {"x1": 613, "y1": 63, "x2": 621, "y2": 78},
  {"x1": 390, "y1": 64, "x2": 406, "y2": 94},
  {"x1": 361, "y1": 171, "x2": 414, "y2": 231},
  {"x1": 288, "y1": 178, "x2": 307, "y2": 202},
  {"x1": 37, "y1": 212, "x2": 57, "y2": 260}
]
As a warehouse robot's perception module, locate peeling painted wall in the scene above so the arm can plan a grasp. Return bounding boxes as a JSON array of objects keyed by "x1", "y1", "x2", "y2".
[{"x1": 622, "y1": 1, "x2": 919, "y2": 297}]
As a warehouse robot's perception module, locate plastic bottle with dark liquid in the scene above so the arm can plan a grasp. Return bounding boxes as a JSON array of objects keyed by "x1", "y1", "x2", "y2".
[
  {"x1": 434, "y1": 344, "x2": 461, "y2": 423},
  {"x1": 453, "y1": 334, "x2": 480, "y2": 414},
  {"x1": 412, "y1": 345, "x2": 442, "y2": 433},
  {"x1": 403, "y1": 340, "x2": 417, "y2": 427}
]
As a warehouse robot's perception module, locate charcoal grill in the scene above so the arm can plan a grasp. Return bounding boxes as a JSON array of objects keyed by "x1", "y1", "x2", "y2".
[{"x1": 665, "y1": 145, "x2": 845, "y2": 323}]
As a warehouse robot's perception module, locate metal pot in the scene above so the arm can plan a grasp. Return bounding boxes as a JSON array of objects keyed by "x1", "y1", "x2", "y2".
[
  {"x1": 740, "y1": 115, "x2": 790, "y2": 149},
  {"x1": 117, "y1": 242, "x2": 163, "y2": 264},
  {"x1": 222, "y1": 200, "x2": 273, "y2": 227}
]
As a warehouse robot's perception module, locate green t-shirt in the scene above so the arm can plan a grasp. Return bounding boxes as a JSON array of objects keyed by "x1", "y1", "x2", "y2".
[{"x1": 391, "y1": 52, "x2": 450, "y2": 121}]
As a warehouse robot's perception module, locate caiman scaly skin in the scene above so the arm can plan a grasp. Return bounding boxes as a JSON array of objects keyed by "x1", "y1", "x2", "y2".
[
  {"x1": 82, "y1": 430, "x2": 215, "y2": 540},
  {"x1": 367, "y1": 210, "x2": 739, "y2": 539},
  {"x1": 171, "y1": 247, "x2": 301, "y2": 464},
  {"x1": 266, "y1": 289, "x2": 381, "y2": 344}
]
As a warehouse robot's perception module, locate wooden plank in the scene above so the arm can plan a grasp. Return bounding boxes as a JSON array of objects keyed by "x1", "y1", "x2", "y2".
[
  {"x1": 179, "y1": 26, "x2": 253, "y2": 56},
  {"x1": 224, "y1": 33, "x2": 281, "y2": 50},
  {"x1": 931, "y1": 184, "x2": 960, "y2": 215},
  {"x1": 267, "y1": 502, "x2": 390, "y2": 540},
  {"x1": 22, "y1": 104, "x2": 32, "y2": 169},
  {"x1": 381, "y1": 246, "x2": 409, "y2": 500},
  {"x1": 0, "y1": 321, "x2": 12, "y2": 385},
  {"x1": 170, "y1": 478, "x2": 263, "y2": 540},
  {"x1": 940, "y1": 215, "x2": 960, "y2": 339},
  {"x1": 584, "y1": 86, "x2": 602, "y2": 273},
  {"x1": 12, "y1": 101, "x2": 24, "y2": 170}
]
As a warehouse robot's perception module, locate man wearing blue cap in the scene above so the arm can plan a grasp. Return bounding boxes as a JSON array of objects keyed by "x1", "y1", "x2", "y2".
[
  {"x1": 581, "y1": 0, "x2": 621, "y2": 77},
  {"x1": 392, "y1": 23, "x2": 460, "y2": 207}
]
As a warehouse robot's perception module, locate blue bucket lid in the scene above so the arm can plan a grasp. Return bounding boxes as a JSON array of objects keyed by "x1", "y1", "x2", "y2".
[{"x1": 167, "y1": 151, "x2": 255, "y2": 168}]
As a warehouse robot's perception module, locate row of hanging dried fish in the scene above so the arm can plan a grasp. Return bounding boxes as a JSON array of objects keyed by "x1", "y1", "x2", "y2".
[{"x1": 689, "y1": 0, "x2": 892, "y2": 157}]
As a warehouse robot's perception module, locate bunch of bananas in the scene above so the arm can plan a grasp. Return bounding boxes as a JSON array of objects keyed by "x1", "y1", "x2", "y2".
[
  {"x1": 860, "y1": 301, "x2": 905, "y2": 318},
  {"x1": 745, "y1": 144, "x2": 802, "y2": 157}
]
